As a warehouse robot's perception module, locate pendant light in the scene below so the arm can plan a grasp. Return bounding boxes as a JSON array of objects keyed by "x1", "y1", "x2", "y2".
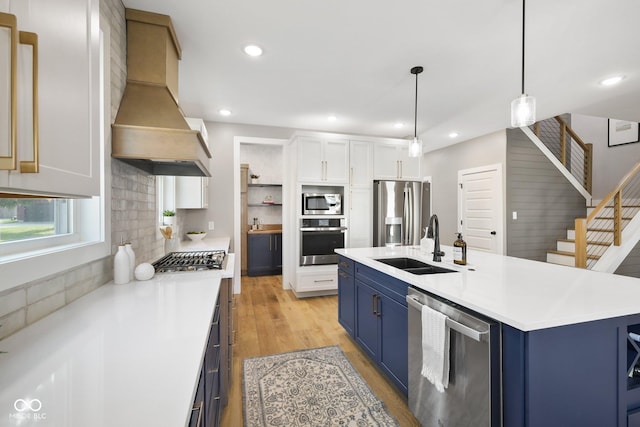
[
  {"x1": 408, "y1": 66, "x2": 424, "y2": 158},
  {"x1": 510, "y1": 0, "x2": 536, "y2": 127}
]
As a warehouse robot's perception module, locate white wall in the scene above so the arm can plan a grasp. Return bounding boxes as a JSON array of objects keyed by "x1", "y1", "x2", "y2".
[
  {"x1": 571, "y1": 114, "x2": 640, "y2": 200},
  {"x1": 422, "y1": 130, "x2": 507, "y2": 246},
  {"x1": 184, "y1": 122, "x2": 294, "y2": 251}
]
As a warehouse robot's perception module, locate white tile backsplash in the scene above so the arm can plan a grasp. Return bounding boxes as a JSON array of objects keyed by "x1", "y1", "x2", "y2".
[{"x1": 0, "y1": 289, "x2": 26, "y2": 319}]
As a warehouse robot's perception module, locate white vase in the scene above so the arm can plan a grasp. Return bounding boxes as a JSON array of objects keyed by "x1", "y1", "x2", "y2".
[
  {"x1": 124, "y1": 243, "x2": 136, "y2": 281},
  {"x1": 163, "y1": 216, "x2": 174, "y2": 226},
  {"x1": 114, "y1": 245, "x2": 130, "y2": 284}
]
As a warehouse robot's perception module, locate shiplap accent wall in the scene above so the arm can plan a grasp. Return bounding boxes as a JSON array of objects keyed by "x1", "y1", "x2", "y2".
[{"x1": 506, "y1": 128, "x2": 587, "y2": 262}]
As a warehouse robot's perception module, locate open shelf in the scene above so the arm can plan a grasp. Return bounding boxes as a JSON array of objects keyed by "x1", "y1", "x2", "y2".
[
  {"x1": 628, "y1": 325, "x2": 640, "y2": 390},
  {"x1": 248, "y1": 183, "x2": 282, "y2": 187}
]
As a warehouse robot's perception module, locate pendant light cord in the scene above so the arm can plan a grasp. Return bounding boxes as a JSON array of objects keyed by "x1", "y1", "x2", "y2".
[
  {"x1": 521, "y1": 0, "x2": 526, "y2": 95},
  {"x1": 414, "y1": 71, "x2": 418, "y2": 138}
]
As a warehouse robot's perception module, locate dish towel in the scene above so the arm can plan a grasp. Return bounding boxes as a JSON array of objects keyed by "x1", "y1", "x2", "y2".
[{"x1": 421, "y1": 304, "x2": 450, "y2": 392}]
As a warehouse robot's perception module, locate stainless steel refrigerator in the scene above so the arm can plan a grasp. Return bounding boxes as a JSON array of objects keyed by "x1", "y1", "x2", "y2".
[{"x1": 373, "y1": 180, "x2": 430, "y2": 247}]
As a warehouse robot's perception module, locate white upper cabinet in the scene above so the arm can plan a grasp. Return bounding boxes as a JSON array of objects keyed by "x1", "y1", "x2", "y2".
[
  {"x1": 175, "y1": 176, "x2": 209, "y2": 209},
  {"x1": 373, "y1": 142, "x2": 421, "y2": 180},
  {"x1": 297, "y1": 137, "x2": 348, "y2": 183},
  {"x1": 349, "y1": 140, "x2": 372, "y2": 188},
  {"x1": 348, "y1": 187, "x2": 372, "y2": 248},
  {"x1": 1, "y1": 0, "x2": 101, "y2": 197}
]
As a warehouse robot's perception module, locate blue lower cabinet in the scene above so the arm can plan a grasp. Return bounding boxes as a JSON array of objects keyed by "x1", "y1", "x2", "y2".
[
  {"x1": 503, "y1": 319, "x2": 622, "y2": 427},
  {"x1": 190, "y1": 284, "x2": 232, "y2": 427},
  {"x1": 355, "y1": 279, "x2": 379, "y2": 361},
  {"x1": 248, "y1": 233, "x2": 282, "y2": 276},
  {"x1": 344, "y1": 263, "x2": 408, "y2": 397},
  {"x1": 337, "y1": 267, "x2": 355, "y2": 337},
  {"x1": 378, "y1": 292, "x2": 408, "y2": 395}
]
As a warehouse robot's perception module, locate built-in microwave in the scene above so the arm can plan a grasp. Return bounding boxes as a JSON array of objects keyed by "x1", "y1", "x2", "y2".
[{"x1": 302, "y1": 193, "x2": 342, "y2": 215}]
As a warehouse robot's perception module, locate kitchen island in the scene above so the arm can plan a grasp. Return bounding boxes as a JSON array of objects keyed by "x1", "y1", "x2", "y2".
[
  {"x1": 336, "y1": 246, "x2": 640, "y2": 427},
  {"x1": 0, "y1": 247, "x2": 234, "y2": 427}
]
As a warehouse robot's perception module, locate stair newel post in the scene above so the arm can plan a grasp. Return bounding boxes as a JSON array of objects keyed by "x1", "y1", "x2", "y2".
[
  {"x1": 575, "y1": 218, "x2": 587, "y2": 268},
  {"x1": 584, "y1": 143, "x2": 593, "y2": 195},
  {"x1": 560, "y1": 122, "x2": 567, "y2": 167},
  {"x1": 614, "y1": 191, "x2": 622, "y2": 246}
]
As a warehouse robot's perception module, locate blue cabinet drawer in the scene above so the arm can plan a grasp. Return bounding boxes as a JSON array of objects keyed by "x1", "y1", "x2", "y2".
[{"x1": 337, "y1": 256, "x2": 354, "y2": 275}]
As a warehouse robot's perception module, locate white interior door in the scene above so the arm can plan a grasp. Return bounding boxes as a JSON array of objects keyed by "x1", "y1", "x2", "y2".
[{"x1": 458, "y1": 164, "x2": 503, "y2": 254}]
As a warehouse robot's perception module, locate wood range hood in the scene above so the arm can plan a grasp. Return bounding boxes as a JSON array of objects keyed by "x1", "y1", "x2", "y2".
[{"x1": 111, "y1": 9, "x2": 211, "y2": 177}]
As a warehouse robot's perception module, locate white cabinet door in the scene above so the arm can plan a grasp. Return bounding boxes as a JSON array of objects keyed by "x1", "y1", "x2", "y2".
[
  {"x1": 323, "y1": 139, "x2": 348, "y2": 183},
  {"x1": 297, "y1": 138, "x2": 323, "y2": 182},
  {"x1": 373, "y1": 144, "x2": 400, "y2": 180},
  {"x1": 348, "y1": 188, "x2": 371, "y2": 248},
  {"x1": 349, "y1": 140, "x2": 372, "y2": 188},
  {"x1": 297, "y1": 137, "x2": 348, "y2": 183},
  {"x1": 398, "y1": 146, "x2": 421, "y2": 180},
  {"x1": 373, "y1": 143, "x2": 421, "y2": 180},
  {"x1": 176, "y1": 176, "x2": 209, "y2": 209},
  {"x1": 3, "y1": 0, "x2": 100, "y2": 197}
]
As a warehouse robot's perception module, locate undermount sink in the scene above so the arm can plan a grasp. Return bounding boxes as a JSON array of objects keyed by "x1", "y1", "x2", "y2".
[{"x1": 374, "y1": 257, "x2": 458, "y2": 275}]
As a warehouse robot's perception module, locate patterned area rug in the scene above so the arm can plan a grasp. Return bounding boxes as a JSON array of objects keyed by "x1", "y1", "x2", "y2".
[{"x1": 243, "y1": 346, "x2": 399, "y2": 427}]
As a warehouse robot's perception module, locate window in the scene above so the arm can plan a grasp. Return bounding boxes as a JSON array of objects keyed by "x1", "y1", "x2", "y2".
[{"x1": 0, "y1": 198, "x2": 72, "y2": 243}]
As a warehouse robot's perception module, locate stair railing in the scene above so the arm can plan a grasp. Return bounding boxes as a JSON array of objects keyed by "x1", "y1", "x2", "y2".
[
  {"x1": 575, "y1": 161, "x2": 640, "y2": 268},
  {"x1": 533, "y1": 116, "x2": 593, "y2": 194}
]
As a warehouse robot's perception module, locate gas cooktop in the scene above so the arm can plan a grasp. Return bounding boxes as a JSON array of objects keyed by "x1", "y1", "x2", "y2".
[{"x1": 152, "y1": 250, "x2": 226, "y2": 273}]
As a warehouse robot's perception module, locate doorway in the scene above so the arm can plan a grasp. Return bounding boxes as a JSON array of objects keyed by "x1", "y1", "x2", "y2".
[
  {"x1": 458, "y1": 164, "x2": 504, "y2": 254},
  {"x1": 233, "y1": 137, "x2": 287, "y2": 293}
]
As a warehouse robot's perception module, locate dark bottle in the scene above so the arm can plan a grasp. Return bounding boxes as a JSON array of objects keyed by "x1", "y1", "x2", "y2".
[{"x1": 453, "y1": 233, "x2": 467, "y2": 266}]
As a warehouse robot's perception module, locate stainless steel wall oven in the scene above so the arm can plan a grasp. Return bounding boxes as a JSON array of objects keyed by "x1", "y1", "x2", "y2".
[{"x1": 299, "y1": 218, "x2": 346, "y2": 266}]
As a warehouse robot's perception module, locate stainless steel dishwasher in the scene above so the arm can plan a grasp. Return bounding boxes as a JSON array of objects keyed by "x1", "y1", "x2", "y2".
[{"x1": 406, "y1": 287, "x2": 501, "y2": 427}]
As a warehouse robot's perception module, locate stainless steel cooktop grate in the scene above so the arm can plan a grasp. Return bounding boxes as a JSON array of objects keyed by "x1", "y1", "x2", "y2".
[{"x1": 152, "y1": 250, "x2": 226, "y2": 273}]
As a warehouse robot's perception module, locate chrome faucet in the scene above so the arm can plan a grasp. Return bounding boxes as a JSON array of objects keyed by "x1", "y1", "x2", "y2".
[{"x1": 427, "y1": 214, "x2": 445, "y2": 262}]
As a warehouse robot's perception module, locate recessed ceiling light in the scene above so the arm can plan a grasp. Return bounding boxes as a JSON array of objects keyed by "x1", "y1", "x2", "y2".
[
  {"x1": 219, "y1": 109, "x2": 232, "y2": 116},
  {"x1": 243, "y1": 44, "x2": 263, "y2": 57},
  {"x1": 394, "y1": 123, "x2": 404, "y2": 129},
  {"x1": 328, "y1": 115, "x2": 337, "y2": 122},
  {"x1": 600, "y1": 75, "x2": 625, "y2": 86},
  {"x1": 448, "y1": 132, "x2": 459, "y2": 138}
]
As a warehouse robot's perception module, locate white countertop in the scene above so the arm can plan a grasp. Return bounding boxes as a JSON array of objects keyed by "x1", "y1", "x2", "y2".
[
  {"x1": 336, "y1": 246, "x2": 640, "y2": 331},
  {"x1": 0, "y1": 253, "x2": 235, "y2": 427}
]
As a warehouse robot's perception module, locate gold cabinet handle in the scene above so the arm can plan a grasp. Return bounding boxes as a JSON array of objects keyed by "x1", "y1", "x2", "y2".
[
  {"x1": 0, "y1": 13, "x2": 17, "y2": 171},
  {"x1": 18, "y1": 31, "x2": 38, "y2": 173}
]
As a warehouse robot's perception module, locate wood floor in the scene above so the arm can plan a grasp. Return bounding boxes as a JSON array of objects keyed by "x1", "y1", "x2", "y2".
[{"x1": 220, "y1": 274, "x2": 420, "y2": 427}]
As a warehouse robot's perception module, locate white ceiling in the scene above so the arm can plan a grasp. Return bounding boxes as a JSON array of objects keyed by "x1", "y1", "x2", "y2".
[{"x1": 122, "y1": 0, "x2": 640, "y2": 152}]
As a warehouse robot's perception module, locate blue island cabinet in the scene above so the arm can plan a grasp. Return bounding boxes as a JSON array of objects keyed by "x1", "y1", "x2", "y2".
[
  {"x1": 502, "y1": 312, "x2": 640, "y2": 427},
  {"x1": 337, "y1": 256, "x2": 408, "y2": 396},
  {"x1": 337, "y1": 257, "x2": 355, "y2": 336}
]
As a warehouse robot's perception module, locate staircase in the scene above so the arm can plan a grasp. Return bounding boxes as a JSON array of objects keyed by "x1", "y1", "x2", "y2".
[
  {"x1": 547, "y1": 204, "x2": 640, "y2": 267},
  {"x1": 522, "y1": 116, "x2": 640, "y2": 271},
  {"x1": 546, "y1": 162, "x2": 640, "y2": 270}
]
